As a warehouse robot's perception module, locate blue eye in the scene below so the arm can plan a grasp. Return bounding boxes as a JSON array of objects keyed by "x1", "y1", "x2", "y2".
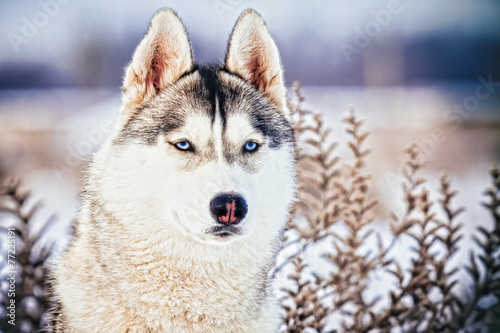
[
  {"x1": 174, "y1": 140, "x2": 192, "y2": 151},
  {"x1": 244, "y1": 141, "x2": 259, "y2": 152}
]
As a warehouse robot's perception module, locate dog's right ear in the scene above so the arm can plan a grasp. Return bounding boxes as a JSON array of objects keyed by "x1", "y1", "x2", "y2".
[{"x1": 122, "y1": 8, "x2": 193, "y2": 111}]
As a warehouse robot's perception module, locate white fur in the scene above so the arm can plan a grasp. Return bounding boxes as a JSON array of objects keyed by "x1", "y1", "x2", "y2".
[{"x1": 54, "y1": 113, "x2": 295, "y2": 332}]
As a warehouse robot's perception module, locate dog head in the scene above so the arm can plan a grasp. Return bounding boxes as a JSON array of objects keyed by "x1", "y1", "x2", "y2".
[{"x1": 92, "y1": 9, "x2": 296, "y2": 246}]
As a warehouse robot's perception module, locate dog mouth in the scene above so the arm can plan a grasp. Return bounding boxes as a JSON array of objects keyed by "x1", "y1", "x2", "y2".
[{"x1": 208, "y1": 225, "x2": 241, "y2": 239}]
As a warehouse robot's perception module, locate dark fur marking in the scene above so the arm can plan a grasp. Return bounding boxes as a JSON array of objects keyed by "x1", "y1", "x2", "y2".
[
  {"x1": 116, "y1": 102, "x2": 185, "y2": 145},
  {"x1": 197, "y1": 65, "x2": 226, "y2": 127},
  {"x1": 115, "y1": 65, "x2": 294, "y2": 154},
  {"x1": 218, "y1": 70, "x2": 295, "y2": 148},
  {"x1": 249, "y1": 103, "x2": 294, "y2": 148}
]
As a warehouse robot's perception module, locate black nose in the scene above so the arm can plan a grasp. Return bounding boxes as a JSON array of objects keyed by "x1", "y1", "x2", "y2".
[{"x1": 210, "y1": 194, "x2": 248, "y2": 224}]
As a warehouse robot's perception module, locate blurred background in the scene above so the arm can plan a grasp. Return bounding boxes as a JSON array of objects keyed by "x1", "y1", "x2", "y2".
[{"x1": 0, "y1": 0, "x2": 499, "y2": 254}]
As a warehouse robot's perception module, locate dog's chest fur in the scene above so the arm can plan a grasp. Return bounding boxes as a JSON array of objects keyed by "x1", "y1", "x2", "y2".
[{"x1": 54, "y1": 200, "x2": 279, "y2": 333}]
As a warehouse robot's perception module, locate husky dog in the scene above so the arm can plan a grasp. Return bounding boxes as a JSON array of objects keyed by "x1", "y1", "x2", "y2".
[{"x1": 51, "y1": 8, "x2": 296, "y2": 333}]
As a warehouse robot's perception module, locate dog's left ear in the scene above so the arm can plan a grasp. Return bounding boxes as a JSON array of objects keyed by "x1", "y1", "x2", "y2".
[{"x1": 225, "y1": 9, "x2": 287, "y2": 114}]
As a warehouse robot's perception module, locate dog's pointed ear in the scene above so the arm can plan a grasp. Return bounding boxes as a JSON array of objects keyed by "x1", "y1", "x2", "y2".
[
  {"x1": 225, "y1": 9, "x2": 287, "y2": 114},
  {"x1": 122, "y1": 8, "x2": 194, "y2": 110}
]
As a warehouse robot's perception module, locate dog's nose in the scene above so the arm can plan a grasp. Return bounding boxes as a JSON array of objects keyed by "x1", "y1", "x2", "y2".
[{"x1": 210, "y1": 194, "x2": 248, "y2": 224}]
